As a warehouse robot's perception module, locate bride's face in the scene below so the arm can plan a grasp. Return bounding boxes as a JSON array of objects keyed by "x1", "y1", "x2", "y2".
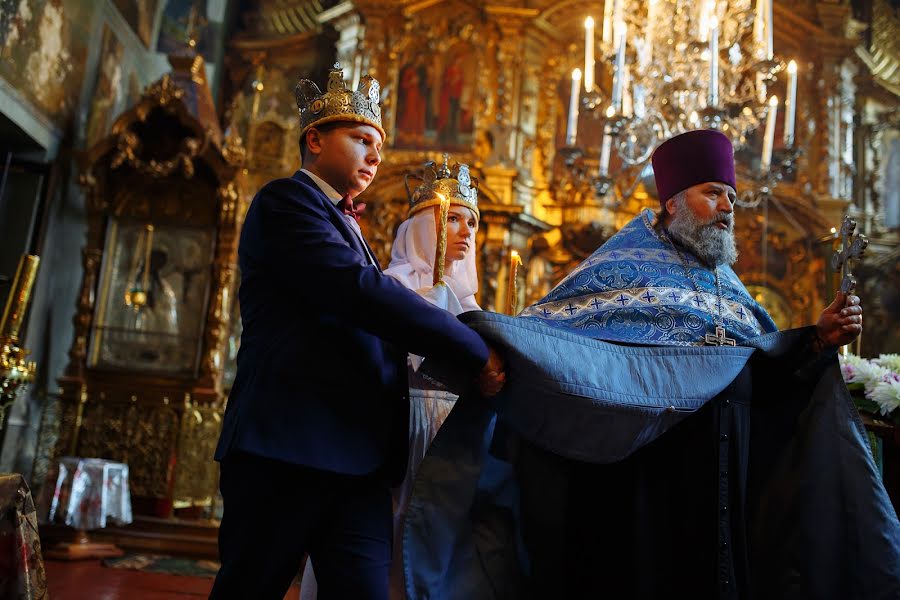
[{"x1": 444, "y1": 205, "x2": 478, "y2": 265}]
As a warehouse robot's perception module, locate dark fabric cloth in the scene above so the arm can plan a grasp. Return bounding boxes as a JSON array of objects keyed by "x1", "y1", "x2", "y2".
[
  {"x1": 405, "y1": 313, "x2": 900, "y2": 600},
  {"x1": 209, "y1": 452, "x2": 393, "y2": 600},
  {"x1": 515, "y1": 367, "x2": 751, "y2": 600},
  {"x1": 214, "y1": 171, "x2": 489, "y2": 483}
]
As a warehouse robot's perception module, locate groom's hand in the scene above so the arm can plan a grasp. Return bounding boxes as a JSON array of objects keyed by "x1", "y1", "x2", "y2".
[{"x1": 477, "y1": 346, "x2": 506, "y2": 397}]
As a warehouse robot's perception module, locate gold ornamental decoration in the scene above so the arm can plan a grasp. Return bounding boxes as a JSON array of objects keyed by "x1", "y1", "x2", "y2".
[{"x1": 1, "y1": 255, "x2": 40, "y2": 417}]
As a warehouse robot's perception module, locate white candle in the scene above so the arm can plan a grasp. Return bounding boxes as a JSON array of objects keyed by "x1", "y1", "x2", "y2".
[
  {"x1": 566, "y1": 68, "x2": 582, "y2": 146},
  {"x1": 832, "y1": 97, "x2": 841, "y2": 195},
  {"x1": 633, "y1": 83, "x2": 646, "y2": 119},
  {"x1": 611, "y1": 23, "x2": 627, "y2": 111},
  {"x1": 644, "y1": 0, "x2": 656, "y2": 68},
  {"x1": 622, "y1": 66, "x2": 633, "y2": 117},
  {"x1": 602, "y1": 0, "x2": 613, "y2": 44},
  {"x1": 584, "y1": 17, "x2": 595, "y2": 92},
  {"x1": 761, "y1": 95, "x2": 778, "y2": 173},
  {"x1": 599, "y1": 133, "x2": 613, "y2": 178},
  {"x1": 765, "y1": 0, "x2": 773, "y2": 60},
  {"x1": 612, "y1": 0, "x2": 622, "y2": 44},
  {"x1": 784, "y1": 60, "x2": 798, "y2": 146},
  {"x1": 754, "y1": 0, "x2": 765, "y2": 50},
  {"x1": 708, "y1": 16, "x2": 719, "y2": 107},
  {"x1": 698, "y1": 1, "x2": 710, "y2": 43}
]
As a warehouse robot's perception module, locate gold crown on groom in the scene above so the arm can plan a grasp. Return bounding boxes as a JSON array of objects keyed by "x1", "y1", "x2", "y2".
[
  {"x1": 295, "y1": 64, "x2": 385, "y2": 141},
  {"x1": 405, "y1": 154, "x2": 479, "y2": 218}
]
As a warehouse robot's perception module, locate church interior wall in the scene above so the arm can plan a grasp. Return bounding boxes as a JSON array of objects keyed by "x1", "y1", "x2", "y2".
[{"x1": 0, "y1": 0, "x2": 895, "y2": 521}]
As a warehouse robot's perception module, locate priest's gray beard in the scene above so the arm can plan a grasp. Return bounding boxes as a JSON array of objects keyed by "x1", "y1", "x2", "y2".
[{"x1": 666, "y1": 192, "x2": 738, "y2": 266}]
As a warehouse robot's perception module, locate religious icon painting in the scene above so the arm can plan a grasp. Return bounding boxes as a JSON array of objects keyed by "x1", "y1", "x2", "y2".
[
  {"x1": 86, "y1": 25, "x2": 127, "y2": 147},
  {"x1": 89, "y1": 218, "x2": 214, "y2": 375},
  {"x1": 156, "y1": 0, "x2": 217, "y2": 60},
  {"x1": 394, "y1": 42, "x2": 478, "y2": 152}
]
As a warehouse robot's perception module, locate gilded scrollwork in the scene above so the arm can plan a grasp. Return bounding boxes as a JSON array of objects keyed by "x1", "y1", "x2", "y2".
[{"x1": 109, "y1": 127, "x2": 210, "y2": 179}]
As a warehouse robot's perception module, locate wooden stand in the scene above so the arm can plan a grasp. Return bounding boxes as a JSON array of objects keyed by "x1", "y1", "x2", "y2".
[{"x1": 44, "y1": 528, "x2": 124, "y2": 560}]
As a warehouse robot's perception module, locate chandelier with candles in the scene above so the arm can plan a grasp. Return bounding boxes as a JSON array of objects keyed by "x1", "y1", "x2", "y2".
[{"x1": 560, "y1": 0, "x2": 799, "y2": 206}]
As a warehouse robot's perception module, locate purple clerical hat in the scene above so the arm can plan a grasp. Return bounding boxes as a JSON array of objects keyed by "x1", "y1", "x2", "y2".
[{"x1": 651, "y1": 130, "x2": 736, "y2": 203}]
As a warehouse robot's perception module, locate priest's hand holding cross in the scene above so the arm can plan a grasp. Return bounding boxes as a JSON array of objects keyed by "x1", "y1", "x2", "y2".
[
  {"x1": 817, "y1": 216, "x2": 866, "y2": 349},
  {"x1": 816, "y1": 291, "x2": 863, "y2": 348}
]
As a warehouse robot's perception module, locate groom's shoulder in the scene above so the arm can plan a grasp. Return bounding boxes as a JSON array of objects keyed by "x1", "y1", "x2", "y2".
[{"x1": 250, "y1": 171, "x2": 328, "y2": 214}]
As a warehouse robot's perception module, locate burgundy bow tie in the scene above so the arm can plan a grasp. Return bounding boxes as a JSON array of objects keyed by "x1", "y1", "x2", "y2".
[{"x1": 338, "y1": 196, "x2": 365, "y2": 222}]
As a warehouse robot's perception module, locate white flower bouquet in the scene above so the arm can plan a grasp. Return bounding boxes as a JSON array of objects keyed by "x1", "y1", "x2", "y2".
[{"x1": 840, "y1": 353, "x2": 900, "y2": 424}]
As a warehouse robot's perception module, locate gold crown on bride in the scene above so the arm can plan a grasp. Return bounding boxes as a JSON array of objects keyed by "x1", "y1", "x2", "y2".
[
  {"x1": 294, "y1": 63, "x2": 385, "y2": 140},
  {"x1": 405, "y1": 154, "x2": 479, "y2": 218}
]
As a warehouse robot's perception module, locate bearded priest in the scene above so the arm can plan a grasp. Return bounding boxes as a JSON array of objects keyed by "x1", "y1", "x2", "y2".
[{"x1": 402, "y1": 130, "x2": 899, "y2": 600}]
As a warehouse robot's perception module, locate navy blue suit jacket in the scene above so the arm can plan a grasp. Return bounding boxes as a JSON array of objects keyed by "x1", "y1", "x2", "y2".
[{"x1": 214, "y1": 171, "x2": 489, "y2": 484}]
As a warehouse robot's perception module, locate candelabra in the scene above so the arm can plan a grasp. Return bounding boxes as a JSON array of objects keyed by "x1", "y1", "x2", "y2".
[
  {"x1": 559, "y1": 0, "x2": 799, "y2": 209},
  {"x1": 736, "y1": 144, "x2": 803, "y2": 208}
]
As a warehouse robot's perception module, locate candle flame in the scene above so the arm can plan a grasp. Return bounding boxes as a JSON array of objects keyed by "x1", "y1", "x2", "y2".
[
  {"x1": 787, "y1": 60, "x2": 797, "y2": 74},
  {"x1": 585, "y1": 16, "x2": 594, "y2": 28},
  {"x1": 572, "y1": 68, "x2": 582, "y2": 81}
]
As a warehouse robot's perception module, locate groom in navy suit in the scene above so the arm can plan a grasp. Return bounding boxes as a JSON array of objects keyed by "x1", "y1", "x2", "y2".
[{"x1": 210, "y1": 67, "x2": 505, "y2": 600}]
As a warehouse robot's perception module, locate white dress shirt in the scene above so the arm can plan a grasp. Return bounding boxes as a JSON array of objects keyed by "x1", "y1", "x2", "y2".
[{"x1": 301, "y1": 168, "x2": 376, "y2": 265}]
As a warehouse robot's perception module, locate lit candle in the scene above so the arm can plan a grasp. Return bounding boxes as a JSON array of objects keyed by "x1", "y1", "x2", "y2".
[
  {"x1": 611, "y1": 23, "x2": 627, "y2": 111},
  {"x1": 698, "y1": 0, "x2": 710, "y2": 43},
  {"x1": 612, "y1": 0, "x2": 622, "y2": 43},
  {"x1": 432, "y1": 194, "x2": 450, "y2": 286},
  {"x1": 754, "y1": 0, "x2": 766, "y2": 52},
  {"x1": 761, "y1": 95, "x2": 778, "y2": 173},
  {"x1": 602, "y1": 0, "x2": 613, "y2": 45},
  {"x1": 708, "y1": 16, "x2": 719, "y2": 107},
  {"x1": 566, "y1": 68, "x2": 582, "y2": 146},
  {"x1": 584, "y1": 17, "x2": 595, "y2": 92},
  {"x1": 784, "y1": 60, "x2": 798, "y2": 147},
  {"x1": 507, "y1": 250, "x2": 523, "y2": 315}
]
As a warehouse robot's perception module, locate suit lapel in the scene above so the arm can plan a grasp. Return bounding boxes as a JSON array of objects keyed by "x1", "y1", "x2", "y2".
[
  {"x1": 293, "y1": 171, "x2": 372, "y2": 264},
  {"x1": 361, "y1": 236, "x2": 382, "y2": 271}
]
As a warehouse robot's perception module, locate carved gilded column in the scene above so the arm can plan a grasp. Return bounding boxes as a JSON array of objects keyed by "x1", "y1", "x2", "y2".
[
  {"x1": 809, "y1": 2, "x2": 863, "y2": 225},
  {"x1": 529, "y1": 30, "x2": 567, "y2": 225},
  {"x1": 199, "y1": 181, "x2": 241, "y2": 396},
  {"x1": 484, "y1": 7, "x2": 538, "y2": 168},
  {"x1": 320, "y1": 3, "x2": 367, "y2": 87}
]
